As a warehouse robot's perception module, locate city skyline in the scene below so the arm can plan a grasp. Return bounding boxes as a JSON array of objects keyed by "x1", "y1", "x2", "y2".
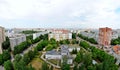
[{"x1": 0, "y1": 0, "x2": 120, "y2": 29}]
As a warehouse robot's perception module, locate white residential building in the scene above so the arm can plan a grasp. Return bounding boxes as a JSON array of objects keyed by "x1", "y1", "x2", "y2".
[
  {"x1": 33, "y1": 31, "x2": 48, "y2": 39},
  {"x1": 9, "y1": 34, "x2": 26, "y2": 50}
]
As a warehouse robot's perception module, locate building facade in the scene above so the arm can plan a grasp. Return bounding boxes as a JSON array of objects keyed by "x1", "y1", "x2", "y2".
[
  {"x1": 33, "y1": 31, "x2": 48, "y2": 39},
  {"x1": 45, "y1": 45, "x2": 73, "y2": 64},
  {"x1": 0, "y1": 26, "x2": 5, "y2": 53},
  {"x1": 99, "y1": 27, "x2": 112, "y2": 47},
  {"x1": 48, "y1": 29, "x2": 72, "y2": 41},
  {"x1": 9, "y1": 34, "x2": 26, "y2": 50}
]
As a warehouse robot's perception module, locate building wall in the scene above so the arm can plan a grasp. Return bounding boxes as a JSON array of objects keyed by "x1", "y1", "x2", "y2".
[
  {"x1": 68, "y1": 48, "x2": 80, "y2": 52},
  {"x1": 45, "y1": 55, "x2": 61, "y2": 59},
  {"x1": 10, "y1": 35, "x2": 26, "y2": 50},
  {"x1": 99, "y1": 27, "x2": 112, "y2": 47},
  {"x1": 49, "y1": 33, "x2": 72, "y2": 41},
  {"x1": 48, "y1": 29, "x2": 72, "y2": 41},
  {"x1": 33, "y1": 31, "x2": 48, "y2": 39},
  {"x1": 67, "y1": 59, "x2": 73, "y2": 64},
  {"x1": 0, "y1": 26, "x2": 5, "y2": 54}
]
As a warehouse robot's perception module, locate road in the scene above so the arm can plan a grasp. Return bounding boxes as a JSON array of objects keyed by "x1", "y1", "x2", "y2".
[
  {"x1": 22, "y1": 42, "x2": 39, "y2": 54},
  {"x1": 11, "y1": 42, "x2": 39, "y2": 62},
  {"x1": 0, "y1": 66, "x2": 4, "y2": 70}
]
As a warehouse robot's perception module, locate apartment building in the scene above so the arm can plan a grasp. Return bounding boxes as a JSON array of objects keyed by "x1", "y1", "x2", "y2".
[
  {"x1": 9, "y1": 34, "x2": 26, "y2": 50},
  {"x1": 99, "y1": 27, "x2": 112, "y2": 47},
  {"x1": 0, "y1": 26, "x2": 5, "y2": 53},
  {"x1": 48, "y1": 29, "x2": 72, "y2": 41},
  {"x1": 33, "y1": 31, "x2": 48, "y2": 39}
]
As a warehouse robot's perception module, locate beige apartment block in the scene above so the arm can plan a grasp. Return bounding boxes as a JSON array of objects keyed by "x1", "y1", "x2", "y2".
[
  {"x1": 0, "y1": 26, "x2": 6, "y2": 54},
  {"x1": 49, "y1": 29, "x2": 72, "y2": 41}
]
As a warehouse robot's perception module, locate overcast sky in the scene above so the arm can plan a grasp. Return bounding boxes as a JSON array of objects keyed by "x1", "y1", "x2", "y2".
[{"x1": 0, "y1": 0, "x2": 120, "y2": 29}]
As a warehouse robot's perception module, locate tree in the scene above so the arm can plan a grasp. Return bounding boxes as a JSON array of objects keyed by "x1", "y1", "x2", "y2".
[
  {"x1": 13, "y1": 41, "x2": 31, "y2": 55},
  {"x1": 96, "y1": 63, "x2": 103, "y2": 70},
  {"x1": 87, "y1": 65, "x2": 96, "y2": 70},
  {"x1": 41, "y1": 62, "x2": 49, "y2": 70},
  {"x1": 14, "y1": 54, "x2": 22, "y2": 62},
  {"x1": 88, "y1": 38, "x2": 97, "y2": 44},
  {"x1": 79, "y1": 64, "x2": 85, "y2": 70},
  {"x1": 36, "y1": 40, "x2": 48, "y2": 51},
  {"x1": 46, "y1": 44, "x2": 54, "y2": 51},
  {"x1": 72, "y1": 33, "x2": 76, "y2": 39},
  {"x1": 80, "y1": 41, "x2": 90, "y2": 49},
  {"x1": 14, "y1": 59, "x2": 27, "y2": 70},
  {"x1": 72, "y1": 49, "x2": 77, "y2": 54},
  {"x1": 33, "y1": 47, "x2": 38, "y2": 55},
  {"x1": 4, "y1": 60, "x2": 13, "y2": 70},
  {"x1": 65, "y1": 39, "x2": 70, "y2": 44},
  {"x1": 73, "y1": 64, "x2": 78, "y2": 70},
  {"x1": 27, "y1": 64, "x2": 35, "y2": 70},
  {"x1": 28, "y1": 50, "x2": 34, "y2": 60},
  {"x1": 75, "y1": 52, "x2": 82, "y2": 63},
  {"x1": 22, "y1": 30, "x2": 37, "y2": 34},
  {"x1": 33, "y1": 37, "x2": 40, "y2": 43},
  {"x1": 26, "y1": 35, "x2": 33, "y2": 40},
  {"x1": 3, "y1": 50, "x2": 11, "y2": 61},
  {"x1": 36, "y1": 43, "x2": 43, "y2": 51},
  {"x1": 22, "y1": 54, "x2": 30, "y2": 65},
  {"x1": 111, "y1": 39, "x2": 120, "y2": 45},
  {"x1": 2, "y1": 37, "x2": 10, "y2": 50},
  {"x1": 0, "y1": 54, "x2": 3, "y2": 65},
  {"x1": 49, "y1": 65, "x2": 53, "y2": 70},
  {"x1": 61, "y1": 57, "x2": 70, "y2": 70},
  {"x1": 83, "y1": 53, "x2": 92, "y2": 67}
]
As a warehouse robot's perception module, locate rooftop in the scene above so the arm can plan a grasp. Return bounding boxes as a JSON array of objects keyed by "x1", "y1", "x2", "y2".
[
  {"x1": 46, "y1": 49, "x2": 61, "y2": 55},
  {"x1": 113, "y1": 45, "x2": 120, "y2": 54}
]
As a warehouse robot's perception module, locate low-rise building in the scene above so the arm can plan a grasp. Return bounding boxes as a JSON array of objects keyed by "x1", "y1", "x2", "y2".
[
  {"x1": 67, "y1": 45, "x2": 80, "y2": 52},
  {"x1": 45, "y1": 45, "x2": 75, "y2": 64},
  {"x1": 45, "y1": 50, "x2": 61, "y2": 59},
  {"x1": 9, "y1": 34, "x2": 26, "y2": 50},
  {"x1": 48, "y1": 29, "x2": 72, "y2": 41},
  {"x1": 113, "y1": 45, "x2": 120, "y2": 54}
]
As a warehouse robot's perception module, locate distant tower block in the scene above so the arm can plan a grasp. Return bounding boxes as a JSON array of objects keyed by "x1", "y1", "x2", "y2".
[{"x1": 99, "y1": 27, "x2": 112, "y2": 47}]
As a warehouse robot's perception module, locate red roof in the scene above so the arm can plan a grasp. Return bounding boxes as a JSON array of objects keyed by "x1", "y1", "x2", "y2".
[{"x1": 113, "y1": 45, "x2": 120, "y2": 54}]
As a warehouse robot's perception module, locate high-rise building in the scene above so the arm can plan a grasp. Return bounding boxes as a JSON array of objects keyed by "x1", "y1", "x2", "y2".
[
  {"x1": 99, "y1": 27, "x2": 112, "y2": 47},
  {"x1": 0, "y1": 26, "x2": 6, "y2": 53}
]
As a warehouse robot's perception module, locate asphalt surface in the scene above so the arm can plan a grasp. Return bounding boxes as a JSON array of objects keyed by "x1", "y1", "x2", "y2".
[{"x1": 0, "y1": 66, "x2": 4, "y2": 70}]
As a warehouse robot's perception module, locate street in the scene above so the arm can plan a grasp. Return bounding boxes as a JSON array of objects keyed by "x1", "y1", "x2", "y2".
[{"x1": 0, "y1": 66, "x2": 4, "y2": 70}]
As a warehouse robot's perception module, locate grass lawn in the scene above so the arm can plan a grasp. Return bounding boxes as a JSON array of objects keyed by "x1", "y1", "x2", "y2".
[
  {"x1": 29, "y1": 52, "x2": 43, "y2": 70},
  {"x1": 29, "y1": 52, "x2": 61, "y2": 70},
  {"x1": 47, "y1": 59, "x2": 61, "y2": 66}
]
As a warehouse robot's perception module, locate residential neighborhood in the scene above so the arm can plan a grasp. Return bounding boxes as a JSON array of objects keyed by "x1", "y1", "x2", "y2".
[{"x1": 1, "y1": 0, "x2": 120, "y2": 70}]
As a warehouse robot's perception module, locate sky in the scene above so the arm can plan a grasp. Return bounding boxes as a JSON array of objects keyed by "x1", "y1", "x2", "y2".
[{"x1": 0, "y1": 0, "x2": 120, "y2": 29}]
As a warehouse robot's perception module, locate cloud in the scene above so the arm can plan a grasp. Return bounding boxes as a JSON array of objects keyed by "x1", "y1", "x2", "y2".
[{"x1": 0, "y1": 0, "x2": 120, "y2": 28}]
